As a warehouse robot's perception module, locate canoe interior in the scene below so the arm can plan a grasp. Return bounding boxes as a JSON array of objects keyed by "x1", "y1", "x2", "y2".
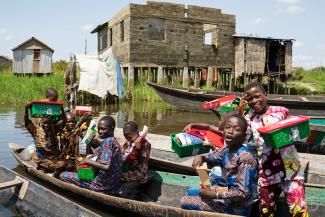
[{"x1": 0, "y1": 165, "x2": 99, "y2": 217}]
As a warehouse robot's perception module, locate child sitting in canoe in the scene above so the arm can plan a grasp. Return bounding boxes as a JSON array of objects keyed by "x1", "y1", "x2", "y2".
[
  {"x1": 121, "y1": 121, "x2": 151, "y2": 182},
  {"x1": 181, "y1": 114, "x2": 258, "y2": 216},
  {"x1": 244, "y1": 82, "x2": 308, "y2": 216},
  {"x1": 60, "y1": 116, "x2": 123, "y2": 195}
]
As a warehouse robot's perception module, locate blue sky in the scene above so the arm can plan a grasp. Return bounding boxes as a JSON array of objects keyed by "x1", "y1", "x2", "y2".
[{"x1": 0, "y1": 0, "x2": 324, "y2": 68}]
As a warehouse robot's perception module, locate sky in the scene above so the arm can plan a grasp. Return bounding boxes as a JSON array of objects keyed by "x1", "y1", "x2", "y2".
[{"x1": 0, "y1": 0, "x2": 324, "y2": 68}]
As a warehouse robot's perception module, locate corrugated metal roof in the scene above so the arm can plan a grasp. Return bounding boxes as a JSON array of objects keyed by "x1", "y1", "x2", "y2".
[
  {"x1": 12, "y1": 37, "x2": 54, "y2": 52},
  {"x1": 233, "y1": 33, "x2": 294, "y2": 41}
]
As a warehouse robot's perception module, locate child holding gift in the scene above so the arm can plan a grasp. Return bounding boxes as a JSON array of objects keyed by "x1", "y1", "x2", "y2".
[{"x1": 244, "y1": 82, "x2": 308, "y2": 217}]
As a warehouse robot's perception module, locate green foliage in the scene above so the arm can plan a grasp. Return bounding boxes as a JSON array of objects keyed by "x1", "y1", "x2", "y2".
[
  {"x1": 291, "y1": 69, "x2": 325, "y2": 93},
  {"x1": 134, "y1": 83, "x2": 163, "y2": 102},
  {"x1": 52, "y1": 60, "x2": 68, "y2": 75},
  {"x1": 0, "y1": 74, "x2": 64, "y2": 104},
  {"x1": 0, "y1": 63, "x2": 12, "y2": 75}
]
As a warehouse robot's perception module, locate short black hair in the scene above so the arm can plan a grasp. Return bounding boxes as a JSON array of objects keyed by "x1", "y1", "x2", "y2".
[
  {"x1": 226, "y1": 114, "x2": 248, "y2": 133},
  {"x1": 244, "y1": 81, "x2": 266, "y2": 94},
  {"x1": 99, "y1": 116, "x2": 115, "y2": 130},
  {"x1": 45, "y1": 88, "x2": 58, "y2": 97},
  {"x1": 123, "y1": 121, "x2": 138, "y2": 133}
]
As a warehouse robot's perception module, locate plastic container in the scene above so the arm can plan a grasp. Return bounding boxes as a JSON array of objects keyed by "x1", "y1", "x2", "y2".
[
  {"x1": 74, "y1": 106, "x2": 92, "y2": 122},
  {"x1": 77, "y1": 164, "x2": 97, "y2": 181},
  {"x1": 200, "y1": 95, "x2": 236, "y2": 110},
  {"x1": 171, "y1": 134, "x2": 209, "y2": 158},
  {"x1": 257, "y1": 116, "x2": 310, "y2": 148},
  {"x1": 30, "y1": 100, "x2": 63, "y2": 117},
  {"x1": 187, "y1": 129, "x2": 224, "y2": 148}
]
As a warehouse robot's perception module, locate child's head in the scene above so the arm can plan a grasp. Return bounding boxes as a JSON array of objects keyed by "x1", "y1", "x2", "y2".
[
  {"x1": 244, "y1": 82, "x2": 268, "y2": 114},
  {"x1": 65, "y1": 112, "x2": 76, "y2": 132},
  {"x1": 98, "y1": 116, "x2": 115, "y2": 139},
  {"x1": 218, "y1": 110, "x2": 237, "y2": 131},
  {"x1": 123, "y1": 121, "x2": 139, "y2": 143},
  {"x1": 45, "y1": 88, "x2": 58, "y2": 102},
  {"x1": 223, "y1": 114, "x2": 247, "y2": 147}
]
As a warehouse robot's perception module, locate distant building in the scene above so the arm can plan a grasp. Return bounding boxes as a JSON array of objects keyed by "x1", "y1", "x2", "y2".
[
  {"x1": 12, "y1": 37, "x2": 54, "y2": 75},
  {"x1": 0, "y1": 55, "x2": 12, "y2": 65},
  {"x1": 91, "y1": 1, "x2": 235, "y2": 69}
]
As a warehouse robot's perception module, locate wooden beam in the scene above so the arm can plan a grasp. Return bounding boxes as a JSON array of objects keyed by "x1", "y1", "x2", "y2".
[{"x1": 0, "y1": 179, "x2": 23, "y2": 190}]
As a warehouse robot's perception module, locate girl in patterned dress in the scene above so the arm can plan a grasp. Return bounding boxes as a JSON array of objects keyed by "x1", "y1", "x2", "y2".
[{"x1": 60, "y1": 116, "x2": 122, "y2": 195}]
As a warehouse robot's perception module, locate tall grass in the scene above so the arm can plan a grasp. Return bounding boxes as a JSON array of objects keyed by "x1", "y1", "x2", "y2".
[
  {"x1": 0, "y1": 62, "x2": 65, "y2": 104},
  {"x1": 0, "y1": 74, "x2": 64, "y2": 104},
  {"x1": 291, "y1": 69, "x2": 325, "y2": 94}
]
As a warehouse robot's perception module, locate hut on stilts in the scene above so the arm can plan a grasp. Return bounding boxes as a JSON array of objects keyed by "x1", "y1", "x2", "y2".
[
  {"x1": 233, "y1": 34, "x2": 293, "y2": 94},
  {"x1": 12, "y1": 37, "x2": 54, "y2": 75}
]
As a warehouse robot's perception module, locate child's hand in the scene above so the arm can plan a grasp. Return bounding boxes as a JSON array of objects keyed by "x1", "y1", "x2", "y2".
[
  {"x1": 183, "y1": 123, "x2": 192, "y2": 132},
  {"x1": 200, "y1": 184, "x2": 216, "y2": 199},
  {"x1": 134, "y1": 139, "x2": 141, "y2": 150},
  {"x1": 192, "y1": 155, "x2": 204, "y2": 168},
  {"x1": 25, "y1": 101, "x2": 32, "y2": 108},
  {"x1": 202, "y1": 141, "x2": 217, "y2": 151}
]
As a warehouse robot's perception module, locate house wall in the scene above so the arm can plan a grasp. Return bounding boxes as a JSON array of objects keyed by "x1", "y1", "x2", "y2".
[
  {"x1": 13, "y1": 49, "x2": 52, "y2": 74},
  {"x1": 96, "y1": 1, "x2": 235, "y2": 69}
]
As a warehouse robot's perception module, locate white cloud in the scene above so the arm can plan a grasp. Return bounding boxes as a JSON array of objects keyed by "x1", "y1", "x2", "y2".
[
  {"x1": 292, "y1": 55, "x2": 325, "y2": 69},
  {"x1": 4, "y1": 35, "x2": 12, "y2": 41},
  {"x1": 0, "y1": 28, "x2": 7, "y2": 34},
  {"x1": 287, "y1": 6, "x2": 304, "y2": 14},
  {"x1": 81, "y1": 24, "x2": 94, "y2": 31},
  {"x1": 253, "y1": 17, "x2": 266, "y2": 25},
  {"x1": 317, "y1": 44, "x2": 325, "y2": 49},
  {"x1": 293, "y1": 40, "x2": 304, "y2": 48},
  {"x1": 277, "y1": 0, "x2": 301, "y2": 4}
]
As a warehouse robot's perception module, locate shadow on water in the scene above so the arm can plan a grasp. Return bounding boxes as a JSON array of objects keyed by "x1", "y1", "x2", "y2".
[{"x1": 1, "y1": 103, "x2": 325, "y2": 216}]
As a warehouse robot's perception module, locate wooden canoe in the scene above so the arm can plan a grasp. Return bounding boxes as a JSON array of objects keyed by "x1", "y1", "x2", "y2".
[
  {"x1": 147, "y1": 82, "x2": 325, "y2": 111},
  {"x1": 9, "y1": 144, "x2": 325, "y2": 217},
  {"x1": 0, "y1": 164, "x2": 99, "y2": 217},
  {"x1": 9, "y1": 143, "x2": 241, "y2": 217}
]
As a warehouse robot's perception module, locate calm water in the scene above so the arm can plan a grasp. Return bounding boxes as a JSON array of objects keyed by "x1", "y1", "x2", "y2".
[{"x1": 1, "y1": 103, "x2": 324, "y2": 216}]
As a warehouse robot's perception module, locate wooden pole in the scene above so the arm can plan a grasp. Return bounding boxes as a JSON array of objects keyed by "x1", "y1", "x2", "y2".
[
  {"x1": 157, "y1": 66, "x2": 163, "y2": 85},
  {"x1": 182, "y1": 67, "x2": 189, "y2": 88},
  {"x1": 194, "y1": 68, "x2": 200, "y2": 89},
  {"x1": 207, "y1": 66, "x2": 213, "y2": 89},
  {"x1": 128, "y1": 66, "x2": 134, "y2": 89}
]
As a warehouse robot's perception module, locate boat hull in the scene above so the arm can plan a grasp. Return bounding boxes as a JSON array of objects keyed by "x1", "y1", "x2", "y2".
[
  {"x1": 0, "y1": 164, "x2": 98, "y2": 217},
  {"x1": 147, "y1": 82, "x2": 325, "y2": 111}
]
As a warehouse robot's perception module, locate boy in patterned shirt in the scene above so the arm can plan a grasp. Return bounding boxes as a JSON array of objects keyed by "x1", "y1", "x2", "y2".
[{"x1": 244, "y1": 82, "x2": 308, "y2": 217}]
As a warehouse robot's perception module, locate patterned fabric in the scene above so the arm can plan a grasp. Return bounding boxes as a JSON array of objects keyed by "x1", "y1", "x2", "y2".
[
  {"x1": 175, "y1": 133, "x2": 203, "y2": 146},
  {"x1": 245, "y1": 106, "x2": 304, "y2": 187},
  {"x1": 259, "y1": 180, "x2": 309, "y2": 217},
  {"x1": 122, "y1": 139, "x2": 151, "y2": 182},
  {"x1": 181, "y1": 195, "x2": 249, "y2": 216},
  {"x1": 60, "y1": 137, "x2": 122, "y2": 195},
  {"x1": 25, "y1": 118, "x2": 59, "y2": 159},
  {"x1": 206, "y1": 145, "x2": 258, "y2": 208},
  {"x1": 181, "y1": 145, "x2": 257, "y2": 214}
]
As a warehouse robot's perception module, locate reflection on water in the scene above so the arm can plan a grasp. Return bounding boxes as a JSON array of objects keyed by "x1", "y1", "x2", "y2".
[{"x1": 0, "y1": 103, "x2": 324, "y2": 216}]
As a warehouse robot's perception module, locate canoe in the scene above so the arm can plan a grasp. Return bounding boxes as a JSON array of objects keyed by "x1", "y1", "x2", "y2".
[
  {"x1": 147, "y1": 82, "x2": 325, "y2": 111},
  {"x1": 9, "y1": 144, "x2": 325, "y2": 217},
  {"x1": 9, "y1": 143, "x2": 239, "y2": 217},
  {"x1": 0, "y1": 164, "x2": 99, "y2": 217}
]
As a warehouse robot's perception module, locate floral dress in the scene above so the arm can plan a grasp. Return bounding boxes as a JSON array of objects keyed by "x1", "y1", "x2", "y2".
[{"x1": 60, "y1": 137, "x2": 122, "y2": 195}]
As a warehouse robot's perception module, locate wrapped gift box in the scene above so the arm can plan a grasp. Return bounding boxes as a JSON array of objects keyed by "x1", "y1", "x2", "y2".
[
  {"x1": 257, "y1": 116, "x2": 310, "y2": 148},
  {"x1": 30, "y1": 100, "x2": 63, "y2": 117}
]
